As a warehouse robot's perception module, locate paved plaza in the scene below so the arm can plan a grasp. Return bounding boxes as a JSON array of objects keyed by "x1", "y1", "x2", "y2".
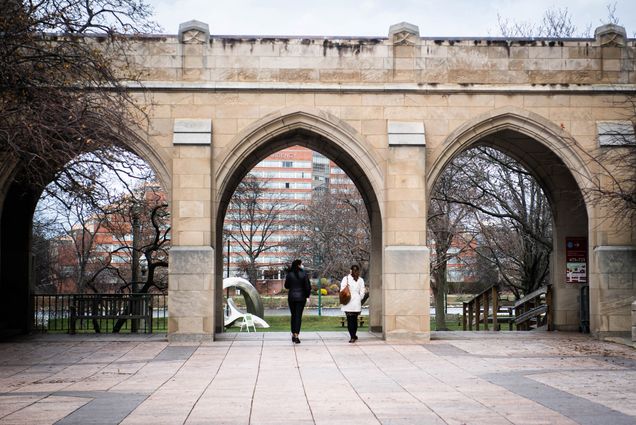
[{"x1": 0, "y1": 332, "x2": 634, "y2": 425}]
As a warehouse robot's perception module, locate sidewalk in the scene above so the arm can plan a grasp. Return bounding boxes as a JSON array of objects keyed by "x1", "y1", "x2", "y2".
[{"x1": 0, "y1": 331, "x2": 634, "y2": 424}]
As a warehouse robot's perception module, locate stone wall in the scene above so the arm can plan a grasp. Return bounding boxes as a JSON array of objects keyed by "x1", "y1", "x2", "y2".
[
  {"x1": 122, "y1": 21, "x2": 636, "y2": 339},
  {"x1": 125, "y1": 23, "x2": 634, "y2": 86}
]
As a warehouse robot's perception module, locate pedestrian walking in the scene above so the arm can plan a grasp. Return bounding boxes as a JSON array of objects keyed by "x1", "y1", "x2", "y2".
[
  {"x1": 340, "y1": 264, "x2": 366, "y2": 343},
  {"x1": 284, "y1": 259, "x2": 311, "y2": 343}
]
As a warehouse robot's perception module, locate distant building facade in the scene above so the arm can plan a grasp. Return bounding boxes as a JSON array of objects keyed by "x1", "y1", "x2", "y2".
[
  {"x1": 48, "y1": 184, "x2": 168, "y2": 293},
  {"x1": 223, "y1": 145, "x2": 354, "y2": 284}
]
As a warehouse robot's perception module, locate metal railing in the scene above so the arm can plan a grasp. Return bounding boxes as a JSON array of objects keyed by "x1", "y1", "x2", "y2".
[{"x1": 32, "y1": 293, "x2": 168, "y2": 334}]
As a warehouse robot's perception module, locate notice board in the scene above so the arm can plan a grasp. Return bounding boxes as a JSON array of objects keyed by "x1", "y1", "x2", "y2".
[{"x1": 566, "y1": 237, "x2": 587, "y2": 283}]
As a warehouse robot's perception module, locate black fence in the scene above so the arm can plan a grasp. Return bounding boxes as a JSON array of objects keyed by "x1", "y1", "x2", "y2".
[{"x1": 33, "y1": 293, "x2": 168, "y2": 334}]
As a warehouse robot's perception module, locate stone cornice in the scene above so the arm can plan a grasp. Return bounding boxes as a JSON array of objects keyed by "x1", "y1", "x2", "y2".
[{"x1": 126, "y1": 80, "x2": 636, "y2": 94}]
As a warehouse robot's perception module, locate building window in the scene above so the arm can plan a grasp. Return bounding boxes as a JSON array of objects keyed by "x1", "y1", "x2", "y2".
[{"x1": 282, "y1": 161, "x2": 293, "y2": 168}]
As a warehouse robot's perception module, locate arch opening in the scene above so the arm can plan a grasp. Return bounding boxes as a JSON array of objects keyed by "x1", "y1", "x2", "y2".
[
  {"x1": 428, "y1": 121, "x2": 590, "y2": 333},
  {"x1": 214, "y1": 127, "x2": 383, "y2": 334},
  {"x1": 0, "y1": 143, "x2": 171, "y2": 335}
]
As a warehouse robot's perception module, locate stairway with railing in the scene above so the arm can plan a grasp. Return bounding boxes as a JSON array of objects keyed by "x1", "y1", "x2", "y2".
[
  {"x1": 462, "y1": 284, "x2": 552, "y2": 331},
  {"x1": 462, "y1": 285, "x2": 512, "y2": 331},
  {"x1": 513, "y1": 285, "x2": 553, "y2": 331}
]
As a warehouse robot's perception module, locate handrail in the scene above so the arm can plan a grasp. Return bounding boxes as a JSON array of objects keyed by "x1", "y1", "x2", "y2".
[
  {"x1": 514, "y1": 305, "x2": 548, "y2": 324},
  {"x1": 462, "y1": 284, "x2": 503, "y2": 331},
  {"x1": 462, "y1": 284, "x2": 553, "y2": 332},
  {"x1": 514, "y1": 286, "x2": 549, "y2": 308},
  {"x1": 514, "y1": 285, "x2": 552, "y2": 331}
]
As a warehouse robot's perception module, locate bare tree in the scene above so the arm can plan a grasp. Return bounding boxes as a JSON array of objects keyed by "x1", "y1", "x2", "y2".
[
  {"x1": 287, "y1": 187, "x2": 370, "y2": 280},
  {"x1": 431, "y1": 147, "x2": 553, "y2": 300},
  {"x1": 105, "y1": 188, "x2": 170, "y2": 294},
  {"x1": 34, "y1": 149, "x2": 170, "y2": 295},
  {"x1": 497, "y1": 6, "x2": 584, "y2": 37},
  {"x1": 428, "y1": 169, "x2": 477, "y2": 330},
  {"x1": 569, "y1": 115, "x2": 636, "y2": 227},
  {"x1": 32, "y1": 218, "x2": 56, "y2": 293},
  {"x1": 224, "y1": 175, "x2": 293, "y2": 284},
  {"x1": 0, "y1": 0, "x2": 158, "y2": 189}
]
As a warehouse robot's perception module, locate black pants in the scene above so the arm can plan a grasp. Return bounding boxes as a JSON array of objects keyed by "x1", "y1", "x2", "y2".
[
  {"x1": 346, "y1": 312, "x2": 360, "y2": 338},
  {"x1": 288, "y1": 299, "x2": 306, "y2": 334}
]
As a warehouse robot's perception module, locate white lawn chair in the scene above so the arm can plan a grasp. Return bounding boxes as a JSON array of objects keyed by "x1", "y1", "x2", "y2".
[{"x1": 239, "y1": 313, "x2": 257, "y2": 332}]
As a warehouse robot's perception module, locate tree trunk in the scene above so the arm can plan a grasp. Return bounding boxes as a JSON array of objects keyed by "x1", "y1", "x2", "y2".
[
  {"x1": 433, "y1": 268, "x2": 449, "y2": 331},
  {"x1": 247, "y1": 263, "x2": 258, "y2": 285}
]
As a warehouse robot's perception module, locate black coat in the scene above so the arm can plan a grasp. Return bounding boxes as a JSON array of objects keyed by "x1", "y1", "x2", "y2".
[{"x1": 284, "y1": 269, "x2": 311, "y2": 302}]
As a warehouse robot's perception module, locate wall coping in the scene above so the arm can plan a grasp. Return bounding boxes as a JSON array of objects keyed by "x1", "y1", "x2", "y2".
[{"x1": 125, "y1": 81, "x2": 636, "y2": 94}]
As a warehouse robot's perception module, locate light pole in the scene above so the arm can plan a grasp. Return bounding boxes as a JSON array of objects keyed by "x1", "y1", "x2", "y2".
[
  {"x1": 140, "y1": 259, "x2": 148, "y2": 331},
  {"x1": 226, "y1": 239, "x2": 230, "y2": 317},
  {"x1": 317, "y1": 277, "x2": 322, "y2": 316},
  {"x1": 131, "y1": 212, "x2": 140, "y2": 294},
  {"x1": 130, "y1": 208, "x2": 141, "y2": 333}
]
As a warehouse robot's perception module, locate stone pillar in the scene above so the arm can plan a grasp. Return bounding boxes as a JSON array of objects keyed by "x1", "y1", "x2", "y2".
[
  {"x1": 167, "y1": 60, "x2": 215, "y2": 339},
  {"x1": 168, "y1": 246, "x2": 214, "y2": 341},
  {"x1": 384, "y1": 246, "x2": 430, "y2": 342},
  {"x1": 384, "y1": 120, "x2": 429, "y2": 341},
  {"x1": 592, "y1": 246, "x2": 636, "y2": 338}
]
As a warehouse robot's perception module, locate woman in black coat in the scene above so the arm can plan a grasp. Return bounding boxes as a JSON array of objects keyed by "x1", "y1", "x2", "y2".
[{"x1": 284, "y1": 259, "x2": 311, "y2": 343}]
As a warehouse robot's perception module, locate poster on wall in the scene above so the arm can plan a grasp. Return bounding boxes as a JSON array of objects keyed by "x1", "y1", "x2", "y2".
[{"x1": 566, "y1": 237, "x2": 587, "y2": 283}]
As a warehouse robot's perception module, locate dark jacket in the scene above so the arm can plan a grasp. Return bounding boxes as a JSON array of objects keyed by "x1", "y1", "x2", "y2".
[{"x1": 284, "y1": 269, "x2": 311, "y2": 302}]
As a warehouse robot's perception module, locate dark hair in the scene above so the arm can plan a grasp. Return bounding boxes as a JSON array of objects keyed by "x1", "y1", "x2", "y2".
[
  {"x1": 290, "y1": 259, "x2": 302, "y2": 272},
  {"x1": 351, "y1": 264, "x2": 360, "y2": 272}
]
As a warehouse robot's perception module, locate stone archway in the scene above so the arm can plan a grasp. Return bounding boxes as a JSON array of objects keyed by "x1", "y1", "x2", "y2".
[
  {"x1": 427, "y1": 107, "x2": 592, "y2": 332},
  {"x1": 213, "y1": 108, "x2": 385, "y2": 335},
  {"x1": 0, "y1": 142, "x2": 171, "y2": 334}
]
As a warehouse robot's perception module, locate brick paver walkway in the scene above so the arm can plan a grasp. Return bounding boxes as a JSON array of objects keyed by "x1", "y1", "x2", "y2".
[{"x1": 0, "y1": 332, "x2": 634, "y2": 424}]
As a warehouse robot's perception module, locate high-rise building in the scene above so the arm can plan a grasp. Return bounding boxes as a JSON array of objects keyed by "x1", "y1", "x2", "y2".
[{"x1": 223, "y1": 146, "x2": 352, "y2": 283}]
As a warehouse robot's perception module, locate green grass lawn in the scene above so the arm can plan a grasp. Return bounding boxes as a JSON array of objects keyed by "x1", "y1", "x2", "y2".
[
  {"x1": 226, "y1": 315, "x2": 347, "y2": 332},
  {"x1": 42, "y1": 313, "x2": 471, "y2": 333},
  {"x1": 226, "y1": 314, "x2": 466, "y2": 332}
]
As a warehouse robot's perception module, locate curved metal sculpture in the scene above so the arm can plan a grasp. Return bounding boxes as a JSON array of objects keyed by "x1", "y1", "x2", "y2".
[
  {"x1": 224, "y1": 298, "x2": 269, "y2": 328},
  {"x1": 222, "y1": 277, "x2": 265, "y2": 319}
]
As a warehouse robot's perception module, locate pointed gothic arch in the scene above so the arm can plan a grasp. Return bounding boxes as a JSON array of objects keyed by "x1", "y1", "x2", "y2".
[
  {"x1": 427, "y1": 106, "x2": 593, "y2": 332},
  {"x1": 212, "y1": 108, "x2": 385, "y2": 333}
]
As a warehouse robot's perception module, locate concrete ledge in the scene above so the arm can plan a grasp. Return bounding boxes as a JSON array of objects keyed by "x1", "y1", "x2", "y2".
[
  {"x1": 124, "y1": 81, "x2": 636, "y2": 94},
  {"x1": 385, "y1": 330, "x2": 430, "y2": 343}
]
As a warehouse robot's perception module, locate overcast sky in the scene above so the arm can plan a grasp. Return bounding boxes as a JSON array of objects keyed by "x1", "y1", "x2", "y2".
[{"x1": 147, "y1": 0, "x2": 636, "y2": 38}]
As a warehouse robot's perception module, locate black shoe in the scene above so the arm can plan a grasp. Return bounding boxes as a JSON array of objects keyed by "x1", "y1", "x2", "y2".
[
  {"x1": 349, "y1": 338, "x2": 355, "y2": 343},
  {"x1": 353, "y1": 336, "x2": 358, "y2": 342},
  {"x1": 295, "y1": 337, "x2": 301, "y2": 344}
]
